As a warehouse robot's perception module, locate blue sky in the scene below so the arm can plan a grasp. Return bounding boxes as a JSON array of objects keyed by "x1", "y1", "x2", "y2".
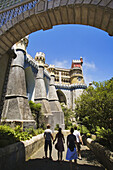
[{"x1": 27, "y1": 24, "x2": 113, "y2": 86}]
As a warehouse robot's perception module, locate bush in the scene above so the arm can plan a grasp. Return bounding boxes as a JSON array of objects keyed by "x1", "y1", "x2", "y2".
[
  {"x1": 86, "y1": 132, "x2": 91, "y2": 138},
  {"x1": 54, "y1": 124, "x2": 59, "y2": 131},
  {"x1": 0, "y1": 125, "x2": 44, "y2": 148},
  {"x1": 0, "y1": 125, "x2": 18, "y2": 147}
]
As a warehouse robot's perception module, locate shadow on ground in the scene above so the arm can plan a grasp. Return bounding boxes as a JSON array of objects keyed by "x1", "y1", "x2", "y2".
[
  {"x1": 81, "y1": 149, "x2": 99, "y2": 163},
  {"x1": 18, "y1": 158, "x2": 105, "y2": 170}
]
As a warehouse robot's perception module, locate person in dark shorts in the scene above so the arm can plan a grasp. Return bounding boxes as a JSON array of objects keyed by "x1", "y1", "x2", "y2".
[
  {"x1": 66, "y1": 128, "x2": 78, "y2": 170},
  {"x1": 53, "y1": 128, "x2": 65, "y2": 161},
  {"x1": 44, "y1": 124, "x2": 53, "y2": 159},
  {"x1": 74, "y1": 126, "x2": 83, "y2": 160}
]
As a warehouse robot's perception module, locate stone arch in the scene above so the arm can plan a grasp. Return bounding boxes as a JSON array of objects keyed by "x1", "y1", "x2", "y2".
[
  {"x1": 0, "y1": 0, "x2": 113, "y2": 56},
  {"x1": 57, "y1": 89, "x2": 67, "y2": 105}
]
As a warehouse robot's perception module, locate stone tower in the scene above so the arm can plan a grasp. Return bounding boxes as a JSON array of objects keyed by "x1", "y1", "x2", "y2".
[
  {"x1": 70, "y1": 57, "x2": 84, "y2": 84},
  {"x1": 2, "y1": 37, "x2": 36, "y2": 128},
  {"x1": 34, "y1": 52, "x2": 54, "y2": 128},
  {"x1": 48, "y1": 65, "x2": 65, "y2": 130}
]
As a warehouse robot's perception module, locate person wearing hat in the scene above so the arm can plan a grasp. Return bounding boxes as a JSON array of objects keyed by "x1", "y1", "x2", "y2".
[{"x1": 44, "y1": 124, "x2": 53, "y2": 159}]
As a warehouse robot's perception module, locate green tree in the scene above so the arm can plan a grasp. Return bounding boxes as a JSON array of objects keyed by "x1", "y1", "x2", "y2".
[
  {"x1": 29, "y1": 101, "x2": 44, "y2": 129},
  {"x1": 75, "y1": 78, "x2": 113, "y2": 150},
  {"x1": 61, "y1": 103, "x2": 74, "y2": 129}
]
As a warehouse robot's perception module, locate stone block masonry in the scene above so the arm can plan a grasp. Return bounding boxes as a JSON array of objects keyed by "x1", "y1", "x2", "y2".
[
  {"x1": 0, "y1": 133, "x2": 44, "y2": 170},
  {"x1": 83, "y1": 136, "x2": 113, "y2": 170}
]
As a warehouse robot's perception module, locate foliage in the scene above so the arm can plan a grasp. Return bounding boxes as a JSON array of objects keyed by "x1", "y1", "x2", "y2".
[
  {"x1": 29, "y1": 101, "x2": 42, "y2": 112},
  {"x1": 75, "y1": 78, "x2": 113, "y2": 150},
  {"x1": 0, "y1": 125, "x2": 18, "y2": 147},
  {"x1": 14, "y1": 126, "x2": 33, "y2": 141},
  {"x1": 54, "y1": 124, "x2": 59, "y2": 130},
  {"x1": 77, "y1": 124, "x2": 90, "y2": 137},
  {"x1": 95, "y1": 126, "x2": 113, "y2": 150},
  {"x1": 61, "y1": 103, "x2": 74, "y2": 129},
  {"x1": 29, "y1": 101, "x2": 45, "y2": 129},
  {"x1": 0, "y1": 125, "x2": 44, "y2": 148}
]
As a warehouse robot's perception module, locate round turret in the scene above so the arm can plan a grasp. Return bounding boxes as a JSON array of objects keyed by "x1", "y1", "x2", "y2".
[
  {"x1": 35, "y1": 52, "x2": 45, "y2": 66},
  {"x1": 48, "y1": 65, "x2": 55, "y2": 76},
  {"x1": 70, "y1": 57, "x2": 84, "y2": 84},
  {"x1": 12, "y1": 36, "x2": 29, "y2": 52}
]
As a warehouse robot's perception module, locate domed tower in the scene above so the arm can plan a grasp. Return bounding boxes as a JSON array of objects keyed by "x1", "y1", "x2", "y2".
[{"x1": 70, "y1": 57, "x2": 84, "y2": 84}]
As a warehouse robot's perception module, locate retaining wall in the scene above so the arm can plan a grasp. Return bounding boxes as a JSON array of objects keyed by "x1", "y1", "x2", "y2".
[
  {"x1": 83, "y1": 136, "x2": 113, "y2": 170},
  {"x1": 0, "y1": 133, "x2": 44, "y2": 170},
  {"x1": 0, "y1": 130, "x2": 69, "y2": 170}
]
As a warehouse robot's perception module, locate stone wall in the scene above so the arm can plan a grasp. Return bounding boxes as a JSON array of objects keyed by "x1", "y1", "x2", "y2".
[
  {"x1": 0, "y1": 130, "x2": 70, "y2": 170},
  {"x1": 83, "y1": 136, "x2": 113, "y2": 170},
  {"x1": 0, "y1": 133, "x2": 44, "y2": 170}
]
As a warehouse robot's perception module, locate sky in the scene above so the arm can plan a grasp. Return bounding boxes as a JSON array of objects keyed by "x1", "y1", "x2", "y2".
[{"x1": 27, "y1": 24, "x2": 113, "y2": 86}]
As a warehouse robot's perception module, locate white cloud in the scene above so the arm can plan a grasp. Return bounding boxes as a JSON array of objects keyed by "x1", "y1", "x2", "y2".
[
  {"x1": 84, "y1": 74, "x2": 93, "y2": 86},
  {"x1": 52, "y1": 60, "x2": 70, "y2": 69},
  {"x1": 83, "y1": 62, "x2": 96, "y2": 70},
  {"x1": 83, "y1": 60, "x2": 96, "y2": 86}
]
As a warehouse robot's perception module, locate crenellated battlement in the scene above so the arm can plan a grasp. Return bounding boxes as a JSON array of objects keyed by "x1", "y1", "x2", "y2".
[
  {"x1": 35, "y1": 52, "x2": 45, "y2": 66},
  {"x1": 72, "y1": 56, "x2": 83, "y2": 64},
  {"x1": 49, "y1": 64, "x2": 55, "y2": 68},
  {"x1": 35, "y1": 52, "x2": 45, "y2": 59}
]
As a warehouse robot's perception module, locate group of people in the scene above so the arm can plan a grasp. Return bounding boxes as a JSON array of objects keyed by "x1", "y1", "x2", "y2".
[{"x1": 44, "y1": 124, "x2": 83, "y2": 169}]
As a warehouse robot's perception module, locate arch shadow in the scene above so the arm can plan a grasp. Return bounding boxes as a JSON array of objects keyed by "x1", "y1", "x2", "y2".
[{"x1": 18, "y1": 157, "x2": 105, "y2": 170}]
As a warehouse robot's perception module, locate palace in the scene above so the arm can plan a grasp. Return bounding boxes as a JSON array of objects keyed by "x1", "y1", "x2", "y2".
[{"x1": 2, "y1": 36, "x2": 87, "y2": 130}]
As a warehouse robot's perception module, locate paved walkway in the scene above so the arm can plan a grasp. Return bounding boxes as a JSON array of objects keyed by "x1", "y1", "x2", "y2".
[{"x1": 19, "y1": 138, "x2": 105, "y2": 170}]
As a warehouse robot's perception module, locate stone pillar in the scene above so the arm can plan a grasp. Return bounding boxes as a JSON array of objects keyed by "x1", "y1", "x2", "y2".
[
  {"x1": 48, "y1": 65, "x2": 65, "y2": 129},
  {"x1": 34, "y1": 52, "x2": 53, "y2": 128},
  {"x1": 2, "y1": 37, "x2": 36, "y2": 129},
  {"x1": 0, "y1": 49, "x2": 16, "y2": 122}
]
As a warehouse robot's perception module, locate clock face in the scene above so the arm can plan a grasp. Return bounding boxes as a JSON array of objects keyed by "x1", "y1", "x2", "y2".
[{"x1": 78, "y1": 77, "x2": 81, "y2": 81}]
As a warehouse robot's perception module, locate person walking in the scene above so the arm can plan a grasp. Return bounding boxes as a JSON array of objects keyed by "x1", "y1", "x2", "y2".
[
  {"x1": 66, "y1": 128, "x2": 78, "y2": 170},
  {"x1": 53, "y1": 128, "x2": 65, "y2": 162},
  {"x1": 73, "y1": 126, "x2": 83, "y2": 160},
  {"x1": 44, "y1": 124, "x2": 53, "y2": 159}
]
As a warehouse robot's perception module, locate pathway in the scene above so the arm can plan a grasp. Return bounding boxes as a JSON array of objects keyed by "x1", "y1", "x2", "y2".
[{"x1": 19, "y1": 138, "x2": 105, "y2": 170}]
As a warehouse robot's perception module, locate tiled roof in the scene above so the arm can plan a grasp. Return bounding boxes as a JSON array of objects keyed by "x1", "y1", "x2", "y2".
[{"x1": 0, "y1": 0, "x2": 22, "y2": 10}]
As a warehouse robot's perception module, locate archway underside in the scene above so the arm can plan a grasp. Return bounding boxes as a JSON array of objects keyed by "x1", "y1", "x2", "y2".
[
  {"x1": 57, "y1": 90, "x2": 67, "y2": 105},
  {"x1": 0, "y1": 1, "x2": 113, "y2": 56}
]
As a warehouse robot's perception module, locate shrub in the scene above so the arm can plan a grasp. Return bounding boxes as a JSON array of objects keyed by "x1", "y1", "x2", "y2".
[
  {"x1": 0, "y1": 125, "x2": 44, "y2": 148},
  {"x1": 54, "y1": 124, "x2": 59, "y2": 130},
  {"x1": 0, "y1": 125, "x2": 17, "y2": 147},
  {"x1": 86, "y1": 132, "x2": 91, "y2": 138},
  {"x1": 78, "y1": 125, "x2": 89, "y2": 135}
]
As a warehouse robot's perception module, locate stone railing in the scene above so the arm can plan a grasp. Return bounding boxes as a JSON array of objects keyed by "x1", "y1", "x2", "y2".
[
  {"x1": 0, "y1": 130, "x2": 70, "y2": 170},
  {"x1": 83, "y1": 136, "x2": 113, "y2": 170},
  {"x1": 0, "y1": 133, "x2": 44, "y2": 170}
]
